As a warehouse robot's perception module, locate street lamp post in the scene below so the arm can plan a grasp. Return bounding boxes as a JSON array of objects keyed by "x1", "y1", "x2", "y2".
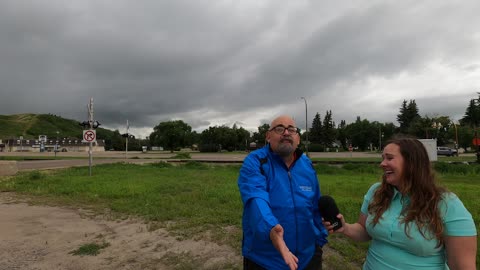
[
  {"x1": 432, "y1": 122, "x2": 442, "y2": 140},
  {"x1": 300, "y1": 97, "x2": 308, "y2": 156},
  {"x1": 55, "y1": 131, "x2": 59, "y2": 158},
  {"x1": 378, "y1": 127, "x2": 384, "y2": 151},
  {"x1": 474, "y1": 96, "x2": 480, "y2": 163},
  {"x1": 451, "y1": 121, "x2": 459, "y2": 156}
]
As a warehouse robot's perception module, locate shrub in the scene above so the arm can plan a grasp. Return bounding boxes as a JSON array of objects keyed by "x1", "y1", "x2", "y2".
[
  {"x1": 198, "y1": 143, "x2": 220, "y2": 153},
  {"x1": 308, "y1": 144, "x2": 325, "y2": 152},
  {"x1": 314, "y1": 163, "x2": 342, "y2": 174},
  {"x1": 150, "y1": 161, "x2": 173, "y2": 168},
  {"x1": 183, "y1": 161, "x2": 209, "y2": 170},
  {"x1": 342, "y1": 163, "x2": 381, "y2": 174},
  {"x1": 172, "y1": 152, "x2": 191, "y2": 159},
  {"x1": 29, "y1": 171, "x2": 45, "y2": 180},
  {"x1": 433, "y1": 162, "x2": 480, "y2": 175}
]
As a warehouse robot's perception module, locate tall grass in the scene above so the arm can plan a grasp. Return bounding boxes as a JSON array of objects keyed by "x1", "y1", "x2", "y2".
[{"x1": 0, "y1": 162, "x2": 478, "y2": 269}]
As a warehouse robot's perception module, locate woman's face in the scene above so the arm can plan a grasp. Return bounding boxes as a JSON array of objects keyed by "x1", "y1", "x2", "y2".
[{"x1": 380, "y1": 143, "x2": 405, "y2": 188}]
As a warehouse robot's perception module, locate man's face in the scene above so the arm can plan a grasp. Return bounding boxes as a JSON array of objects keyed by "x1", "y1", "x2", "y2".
[{"x1": 266, "y1": 116, "x2": 300, "y2": 157}]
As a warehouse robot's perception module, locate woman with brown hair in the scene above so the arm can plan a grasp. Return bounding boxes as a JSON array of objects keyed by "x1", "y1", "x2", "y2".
[{"x1": 324, "y1": 137, "x2": 477, "y2": 269}]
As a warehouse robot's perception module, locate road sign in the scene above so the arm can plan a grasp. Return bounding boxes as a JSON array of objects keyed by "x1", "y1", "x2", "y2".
[
  {"x1": 473, "y1": 138, "x2": 480, "y2": 146},
  {"x1": 82, "y1": 130, "x2": 97, "y2": 143}
]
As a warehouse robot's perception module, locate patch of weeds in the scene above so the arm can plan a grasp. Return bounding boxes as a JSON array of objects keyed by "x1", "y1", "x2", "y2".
[
  {"x1": 29, "y1": 171, "x2": 45, "y2": 180},
  {"x1": 183, "y1": 161, "x2": 208, "y2": 170},
  {"x1": 342, "y1": 163, "x2": 381, "y2": 174},
  {"x1": 69, "y1": 242, "x2": 110, "y2": 256},
  {"x1": 171, "y1": 152, "x2": 191, "y2": 159},
  {"x1": 161, "y1": 251, "x2": 197, "y2": 270},
  {"x1": 161, "y1": 250, "x2": 240, "y2": 270},
  {"x1": 314, "y1": 163, "x2": 343, "y2": 174},
  {"x1": 150, "y1": 161, "x2": 173, "y2": 168}
]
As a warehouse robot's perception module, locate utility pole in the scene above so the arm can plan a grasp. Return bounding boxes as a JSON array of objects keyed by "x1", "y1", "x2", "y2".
[
  {"x1": 300, "y1": 97, "x2": 308, "y2": 156},
  {"x1": 473, "y1": 94, "x2": 480, "y2": 163},
  {"x1": 451, "y1": 120, "x2": 459, "y2": 156},
  {"x1": 378, "y1": 126, "x2": 382, "y2": 151},
  {"x1": 79, "y1": 97, "x2": 100, "y2": 176},
  {"x1": 125, "y1": 120, "x2": 129, "y2": 161},
  {"x1": 55, "y1": 131, "x2": 59, "y2": 158},
  {"x1": 88, "y1": 98, "x2": 94, "y2": 176}
]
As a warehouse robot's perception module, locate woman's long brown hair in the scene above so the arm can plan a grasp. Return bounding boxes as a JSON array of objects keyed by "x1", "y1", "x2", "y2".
[{"x1": 368, "y1": 137, "x2": 446, "y2": 246}]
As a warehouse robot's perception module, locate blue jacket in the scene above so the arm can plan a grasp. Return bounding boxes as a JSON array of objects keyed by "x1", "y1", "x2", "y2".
[{"x1": 238, "y1": 145, "x2": 328, "y2": 270}]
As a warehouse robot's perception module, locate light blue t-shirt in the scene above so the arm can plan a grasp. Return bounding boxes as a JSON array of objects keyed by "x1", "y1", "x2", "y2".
[{"x1": 361, "y1": 183, "x2": 476, "y2": 270}]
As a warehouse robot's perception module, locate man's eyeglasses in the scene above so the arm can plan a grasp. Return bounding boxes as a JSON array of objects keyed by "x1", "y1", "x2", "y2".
[{"x1": 270, "y1": 125, "x2": 298, "y2": 135}]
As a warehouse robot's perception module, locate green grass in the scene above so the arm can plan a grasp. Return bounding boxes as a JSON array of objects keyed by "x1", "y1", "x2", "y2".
[
  {"x1": 0, "y1": 162, "x2": 478, "y2": 269},
  {"x1": 69, "y1": 242, "x2": 110, "y2": 256}
]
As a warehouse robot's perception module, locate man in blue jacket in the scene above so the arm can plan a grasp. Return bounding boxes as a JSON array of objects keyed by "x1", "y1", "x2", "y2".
[{"x1": 238, "y1": 115, "x2": 328, "y2": 270}]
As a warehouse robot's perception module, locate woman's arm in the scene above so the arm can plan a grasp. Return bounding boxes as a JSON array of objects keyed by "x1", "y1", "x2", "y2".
[
  {"x1": 323, "y1": 213, "x2": 371, "y2": 242},
  {"x1": 444, "y1": 235, "x2": 477, "y2": 270},
  {"x1": 342, "y1": 213, "x2": 371, "y2": 242}
]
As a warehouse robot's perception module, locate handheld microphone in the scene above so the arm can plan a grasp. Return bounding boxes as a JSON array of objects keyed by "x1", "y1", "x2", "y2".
[{"x1": 318, "y1": 195, "x2": 342, "y2": 231}]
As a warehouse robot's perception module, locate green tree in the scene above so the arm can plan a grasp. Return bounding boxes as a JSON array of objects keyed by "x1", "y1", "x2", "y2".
[
  {"x1": 410, "y1": 116, "x2": 433, "y2": 139},
  {"x1": 199, "y1": 124, "x2": 250, "y2": 152},
  {"x1": 251, "y1": 123, "x2": 269, "y2": 146},
  {"x1": 309, "y1": 113, "x2": 322, "y2": 144},
  {"x1": 460, "y1": 93, "x2": 480, "y2": 128},
  {"x1": 149, "y1": 120, "x2": 192, "y2": 152},
  {"x1": 397, "y1": 99, "x2": 420, "y2": 134},
  {"x1": 322, "y1": 110, "x2": 336, "y2": 148},
  {"x1": 345, "y1": 117, "x2": 379, "y2": 151},
  {"x1": 337, "y1": 120, "x2": 347, "y2": 149},
  {"x1": 110, "y1": 130, "x2": 124, "y2": 151},
  {"x1": 457, "y1": 125, "x2": 474, "y2": 150},
  {"x1": 234, "y1": 125, "x2": 251, "y2": 151},
  {"x1": 381, "y1": 122, "x2": 397, "y2": 147}
]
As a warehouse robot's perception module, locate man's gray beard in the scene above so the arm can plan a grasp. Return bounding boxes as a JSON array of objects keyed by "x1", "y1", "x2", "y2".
[{"x1": 276, "y1": 143, "x2": 294, "y2": 157}]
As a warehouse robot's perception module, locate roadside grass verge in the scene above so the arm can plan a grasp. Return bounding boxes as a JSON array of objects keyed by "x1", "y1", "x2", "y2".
[
  {"x1": 0, "y1": 156, "x2": 88, "y2": 160},
  {"x1": 0, "y1": 162, "x2": 478, "y2": 269},
  {"x1": 310, "y1": 155, "x2": 477, "y2": 163}
]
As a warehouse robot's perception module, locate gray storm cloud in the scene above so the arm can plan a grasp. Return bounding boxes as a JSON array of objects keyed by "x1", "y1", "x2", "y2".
[{"x1": 1, "y1": 0, "x2": 479, "y2": 137}]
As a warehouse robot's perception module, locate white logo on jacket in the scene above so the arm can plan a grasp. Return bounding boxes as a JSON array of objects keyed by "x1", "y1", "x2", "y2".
[{"x1": 299, "y1": 185, "x2": 312, "y2": 192}]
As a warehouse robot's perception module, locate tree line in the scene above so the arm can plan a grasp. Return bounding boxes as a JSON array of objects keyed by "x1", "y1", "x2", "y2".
[{"x1": 111, "y1": 94, "x2": 480, "y2": 153}]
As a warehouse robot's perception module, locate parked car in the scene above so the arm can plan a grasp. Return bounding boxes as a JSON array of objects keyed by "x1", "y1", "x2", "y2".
[{"x1": 437, "y1": 147, "x2": 458, "y2": 157}]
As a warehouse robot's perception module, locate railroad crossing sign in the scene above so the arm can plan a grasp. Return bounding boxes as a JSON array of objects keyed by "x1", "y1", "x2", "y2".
[
  {"x1": 473, "y1": 138, "x2": 480, "y2": 146},
  {"x1": 82, "y1": 130, "x2": 97, "y2": 143}
]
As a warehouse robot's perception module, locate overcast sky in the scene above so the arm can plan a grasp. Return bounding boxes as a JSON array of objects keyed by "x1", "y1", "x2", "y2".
[{"x1": 1, "y1": 1, "x2": 480, "y2": 138}]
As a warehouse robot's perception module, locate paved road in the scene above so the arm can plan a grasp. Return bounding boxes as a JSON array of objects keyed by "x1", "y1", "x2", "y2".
[
  {"x1": 2, "y1": 150, "x2": 475, "y2": 172},
  {"x1": 3, "y1": 151, "x2": 383, "y2": 171}
]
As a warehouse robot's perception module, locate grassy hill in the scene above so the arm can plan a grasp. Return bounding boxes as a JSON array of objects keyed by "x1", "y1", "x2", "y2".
[{"x1": 0, "y1": 113, "x2": 115, "y2": 141}]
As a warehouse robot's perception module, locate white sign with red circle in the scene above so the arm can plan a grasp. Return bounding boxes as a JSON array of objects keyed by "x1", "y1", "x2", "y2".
[{"x1": 82, "y1": 130, "x2": 97, "y2": 143}]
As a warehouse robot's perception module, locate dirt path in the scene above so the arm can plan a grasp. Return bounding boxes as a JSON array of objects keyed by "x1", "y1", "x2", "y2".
[{"x1": 0, "y1": 193, "x2": 241, "y2": 270}]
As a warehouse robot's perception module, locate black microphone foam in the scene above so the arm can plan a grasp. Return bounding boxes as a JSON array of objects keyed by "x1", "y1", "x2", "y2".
[{"x1": 318, "y1": 195, "x2": 342, "y2": 231}]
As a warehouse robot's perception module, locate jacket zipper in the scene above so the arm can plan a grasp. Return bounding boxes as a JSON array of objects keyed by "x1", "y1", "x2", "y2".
[{"x1": 287, "y1": 170, "x2": 298, "y2": 255}]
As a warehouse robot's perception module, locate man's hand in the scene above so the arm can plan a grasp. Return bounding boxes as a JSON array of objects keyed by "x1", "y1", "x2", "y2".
[{"x1": 270, "y1": 224, "x2": 298, "y2": 270}]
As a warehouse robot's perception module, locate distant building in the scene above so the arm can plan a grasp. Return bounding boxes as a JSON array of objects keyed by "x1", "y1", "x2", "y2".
[{"x1": 3, "y1": 137, "x2": 105, "y2": 152}]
